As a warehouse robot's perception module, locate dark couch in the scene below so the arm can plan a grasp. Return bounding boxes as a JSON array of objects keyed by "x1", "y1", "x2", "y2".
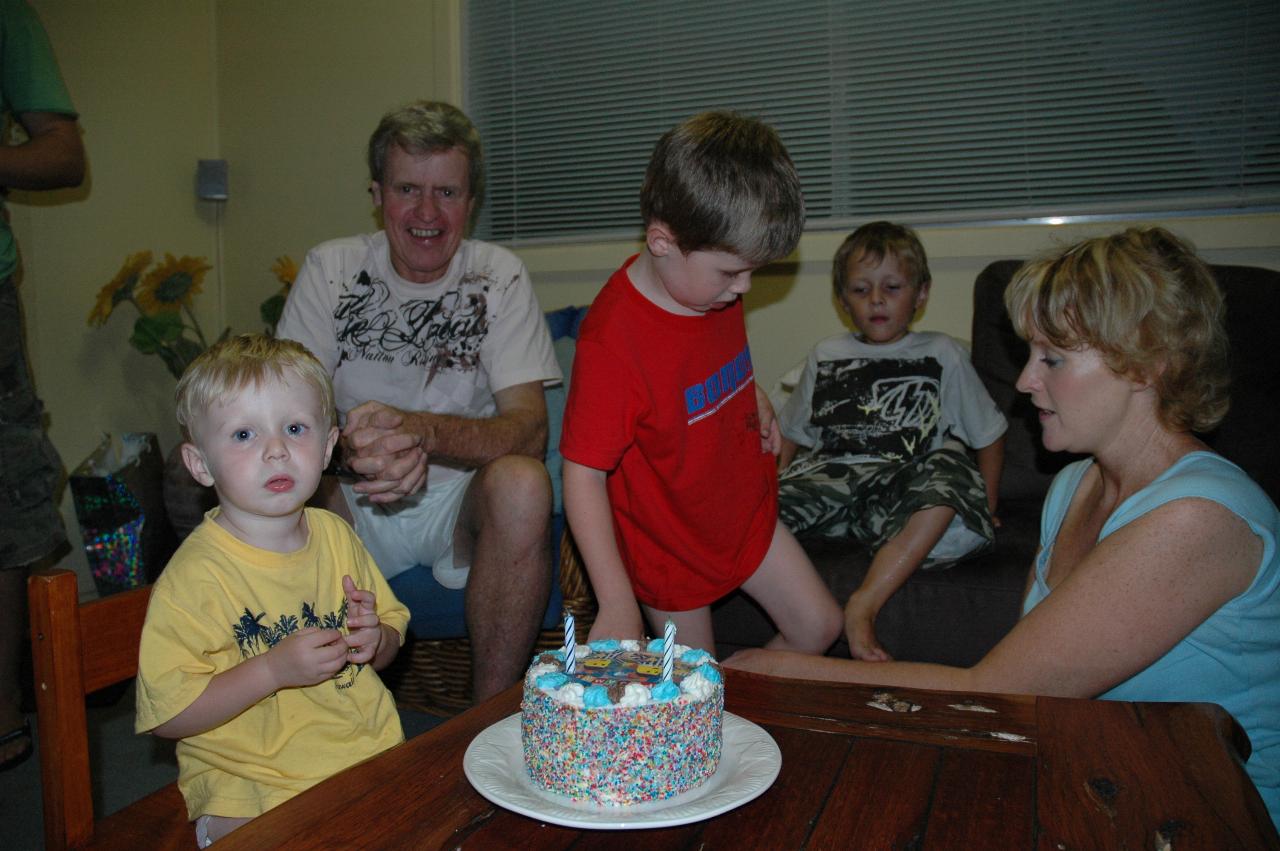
[{"x1": 713, "y1": 259, "x2": 1280, "y2": 664}]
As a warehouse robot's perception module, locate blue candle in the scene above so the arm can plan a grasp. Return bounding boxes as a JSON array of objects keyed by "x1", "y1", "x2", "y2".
[
  {"x1": 662, "y1": 619, "x2": 675, "y2": 683},
  {"x1": 563, "y1": 610, "x2": 576, "y2": 674}
]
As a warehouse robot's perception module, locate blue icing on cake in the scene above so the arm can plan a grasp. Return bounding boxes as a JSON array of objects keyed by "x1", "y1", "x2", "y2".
[
  {"x1": 680, "y1": 648, "x2": 712, "y2": 666},
  {"x1": 584, "y1": 685, "x2": 612, "y2": 708},
  {"x1": 588, "y1": 639, "x2": 621, "y2": 652},
  {"x1": 536, "y1": 672, "x2": 569, "y2": 690},
  {"x1": 651, "y1": 680, "x2": 681, "y2": 702},
  {"x1": 693, "y1": 662, "x2": 722, "y2": 684},
  {"x1": 645, "y1": 638, "x2": 665, "y2": 653}
]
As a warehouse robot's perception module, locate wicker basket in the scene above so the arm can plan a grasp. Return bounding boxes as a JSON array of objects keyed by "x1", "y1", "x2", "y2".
[{"x1": 387, "y1": 528, "x2": 596, "y2": 716}]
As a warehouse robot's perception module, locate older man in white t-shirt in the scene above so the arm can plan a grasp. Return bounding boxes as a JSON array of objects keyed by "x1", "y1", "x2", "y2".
[{"x1": 279, "y1": 101, "x2": 560, "y2": 703}]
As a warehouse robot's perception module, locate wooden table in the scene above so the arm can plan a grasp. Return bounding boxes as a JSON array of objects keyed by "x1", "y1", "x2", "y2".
[{"x1": 211, "y1": 671, "x2": 1276, "y2": 849}]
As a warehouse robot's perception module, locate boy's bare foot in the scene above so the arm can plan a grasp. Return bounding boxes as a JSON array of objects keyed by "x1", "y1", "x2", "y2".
[{"x1": 844, "y1": 592, "x2": 892, "y2": 662}]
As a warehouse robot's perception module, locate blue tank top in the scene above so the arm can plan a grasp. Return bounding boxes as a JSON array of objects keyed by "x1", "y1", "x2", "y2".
[{"x1": 1023, "y1": 452, "x2": 1279, "y2": 826}]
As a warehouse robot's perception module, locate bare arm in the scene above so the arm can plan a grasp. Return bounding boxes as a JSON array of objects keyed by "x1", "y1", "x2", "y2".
[
  {"x1": 148, "y1": 628, "x2": 350, "y2": 739},
  {"x1": 0, "y1": 112, "x2": 84, "y2": 190},
  {"x1": 755, "y1": 382, "x2": 781, "y2": 455},
  {"x1": 419, "y1": 379, "x2": 549, "y2": 465},
  {"x1": 562, "y1": 459, "x2": 645, "y2": 641},
  {"x1": 1020, "y1": 547, "x2": 1040, "y2": 604},
  {"x1": 976, "y1": 435, "x2": 1005, "y2": 521},
  {"x1": 343, "y1": 380, "x2": 549, "y2": 502},
  {"x1": 728, "y1": 498, "x2": 1259, "y2": 698},
  {"x1": 778, "y1": 435, "x2": 800, "y2": 471}
]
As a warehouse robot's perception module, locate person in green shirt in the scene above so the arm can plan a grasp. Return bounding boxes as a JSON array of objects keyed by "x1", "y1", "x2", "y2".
[{"x1": 0, "y1": 0, "x2": 85, "y2": 772}]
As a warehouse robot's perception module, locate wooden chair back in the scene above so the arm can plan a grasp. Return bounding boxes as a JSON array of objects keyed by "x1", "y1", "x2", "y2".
[{"x1": 28, "y1": 568, "x2": 192, "y2": 850}]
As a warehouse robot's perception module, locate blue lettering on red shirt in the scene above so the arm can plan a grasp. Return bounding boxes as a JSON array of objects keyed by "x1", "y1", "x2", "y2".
[{"x1": 684, "y1": 344, "x2": 754, "y2": 424}]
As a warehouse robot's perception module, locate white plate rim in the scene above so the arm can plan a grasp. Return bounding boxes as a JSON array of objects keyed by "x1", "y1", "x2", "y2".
[{"x1": 463, "y1": 710, "x2": 781, "y2": 830}]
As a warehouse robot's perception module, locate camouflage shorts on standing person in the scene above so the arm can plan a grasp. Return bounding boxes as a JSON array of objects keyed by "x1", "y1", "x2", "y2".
[
  {"x1": 777, "y1": 444, "x2": 994, "y2": 568},
  {"x1": 0, "y1": 275, "x2": 67, "y2": 569}
]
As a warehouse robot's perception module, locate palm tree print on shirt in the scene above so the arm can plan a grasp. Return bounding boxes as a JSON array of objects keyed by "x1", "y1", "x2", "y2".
[{"x1": 232, "y1": 599, "x2": 361, "y2": 688}]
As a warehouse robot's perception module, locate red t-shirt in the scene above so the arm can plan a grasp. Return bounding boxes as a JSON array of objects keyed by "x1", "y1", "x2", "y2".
[{"x1": 560, "y1": 258, "x2": 777, "y2": 610}]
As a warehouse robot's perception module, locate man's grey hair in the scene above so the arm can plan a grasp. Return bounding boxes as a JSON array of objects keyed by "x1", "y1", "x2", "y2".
[{"x1": 367, "y1": 100, "x2": 484, "y2": 204}]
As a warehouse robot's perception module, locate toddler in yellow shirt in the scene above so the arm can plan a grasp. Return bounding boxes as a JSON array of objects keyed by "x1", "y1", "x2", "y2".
[{"x1": 135, "y1": 334, "x2": 409, "y2": 846}]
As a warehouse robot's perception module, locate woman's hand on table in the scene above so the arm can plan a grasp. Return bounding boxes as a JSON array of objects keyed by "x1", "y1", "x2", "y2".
[{"x1": 723, "y1": 648, "x2": 785, "y2": 674}]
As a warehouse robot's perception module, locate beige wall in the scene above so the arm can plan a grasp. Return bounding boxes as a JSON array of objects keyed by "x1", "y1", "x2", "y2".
[
  {"x1": 214, "y1": 0, "x2": 460, "y2": 336},
  {"x1": 16, "y1": 0, "x2": 218, "y2": 457},
  {"x1": 12, "y1": 1, "x2": 1280, "y2": 587},
  {"x1": 15, "y1": 1, "x2": 222, "y2": 587},
  {"x1": 18, "y1": 1, "x2": 461, "y2": 585}
]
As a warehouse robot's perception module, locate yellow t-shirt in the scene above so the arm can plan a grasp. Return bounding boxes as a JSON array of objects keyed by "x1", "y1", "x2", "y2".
[{"x1": 135, "y1": 507, "x2": 409, "y2": 819}]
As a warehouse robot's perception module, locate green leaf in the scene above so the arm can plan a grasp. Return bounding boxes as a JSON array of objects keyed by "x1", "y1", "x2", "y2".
[
  {"x1": 155, "y1": 344, "x2": 188, "y2": 380},
  {"x1": 129, "y1": 312, "x2": 184, "y2": 353},
  {"x1": 129, "y1": 314, "x2": 207, "y2": 379},
  {"x1": 155, "y1": 336, "x2": 206, "y2": 381},
  {"x1": 260, "y1": 294, "x2": 285, "y2": 331},
  {"x1": 170, "y1": 336, "x2": 205, "y2": 370}
]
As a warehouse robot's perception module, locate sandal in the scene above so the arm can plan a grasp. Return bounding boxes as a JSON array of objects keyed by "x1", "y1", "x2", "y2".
[{"x1": 0, "y1": 719, "x2": 32, "y2": 773}]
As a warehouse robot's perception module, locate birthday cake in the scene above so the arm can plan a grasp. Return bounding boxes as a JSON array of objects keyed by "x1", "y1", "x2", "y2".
[{"x1": 520, "y1": 638, "x2": 724, "y2": 806}]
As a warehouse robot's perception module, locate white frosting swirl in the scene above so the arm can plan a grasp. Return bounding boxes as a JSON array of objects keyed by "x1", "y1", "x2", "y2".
[
  {"x1": 679, "y1": 669, "x2": 717, "y2": 702},
  {"x1": 617, "y1": 683, "x2": 651, "y2": 707},
  {"x1": 552, "y1": 682, "x2": 586, "y2": 708}
]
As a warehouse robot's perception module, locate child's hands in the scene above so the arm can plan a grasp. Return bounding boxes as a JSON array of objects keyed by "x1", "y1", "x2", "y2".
[
  {"x1": 342, "y1": 574, "x2": 384, "y2": 665},
  {"x1": 755, "y1": 383, "x2": 781, "y2": 455},
  {"x1": 587, "y1": 603, "x2": 645, "y2": 643},
  {"x1": 264, "y1": 627, "x2": 349, "y2": 689}
]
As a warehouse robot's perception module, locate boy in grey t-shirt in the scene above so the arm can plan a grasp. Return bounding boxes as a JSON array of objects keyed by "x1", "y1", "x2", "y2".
[{"x1": 778, "y1": 222, "x2": 1007, "y2": 662}]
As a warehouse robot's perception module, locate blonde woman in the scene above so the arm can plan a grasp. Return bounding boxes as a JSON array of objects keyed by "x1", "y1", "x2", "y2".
[{"x1": 727, "y1": 227, "x2": 1279, "y2": 826}]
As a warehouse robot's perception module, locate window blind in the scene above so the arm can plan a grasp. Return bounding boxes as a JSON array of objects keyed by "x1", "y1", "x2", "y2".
[{"x1": 466, "y1": 0, "x2": 1280, "y2": 243}]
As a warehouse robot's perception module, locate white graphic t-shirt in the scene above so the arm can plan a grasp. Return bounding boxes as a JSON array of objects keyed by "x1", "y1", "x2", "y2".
[
  {"x1": 779, "y1": 331, "x2": 1006, "y2": 462},
  {"x1": 278, "y1": 232, "x2": 561, "y2": 488}
]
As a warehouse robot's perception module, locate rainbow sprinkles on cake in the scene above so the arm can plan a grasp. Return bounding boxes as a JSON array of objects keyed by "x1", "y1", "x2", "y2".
[{"x1": 520, "y1": 634, "x2": 724, "y2": 806}]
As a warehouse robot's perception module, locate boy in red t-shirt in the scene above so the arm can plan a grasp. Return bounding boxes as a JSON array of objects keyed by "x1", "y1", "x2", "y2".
[{"x1": 560, "y1": 111, "x2": 842, "y2": 653}]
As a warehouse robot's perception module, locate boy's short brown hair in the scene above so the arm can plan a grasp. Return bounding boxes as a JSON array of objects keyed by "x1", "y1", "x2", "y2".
[
  {"x1": 640, "y1": 110, "x2": 804, "y2": 266},
  {"x1": 832, "y1": 221, "x2": 931, "y2": 297},
  {"x1": 1005, "y1": 226, "x2": 1230, "y2": 433},
  {"x1": 175, "y1": 334, "x2": 335, "y2": 441}
]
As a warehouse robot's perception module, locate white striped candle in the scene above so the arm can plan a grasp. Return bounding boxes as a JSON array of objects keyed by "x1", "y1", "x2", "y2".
[
  {"x1": 662, "y1": 619, "x2": 675, "y2": 683},
  {"x1": 563, "y1": 610, "x2": 576, "y2": 674}
]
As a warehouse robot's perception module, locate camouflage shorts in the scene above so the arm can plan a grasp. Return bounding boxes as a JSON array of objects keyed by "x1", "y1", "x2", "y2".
[
  {"x1": 0, "y1": 276, "x2": 67, "y2": 569},
  {"x1": 777, "y1": 445, "x2": 994, "y2": 569}
]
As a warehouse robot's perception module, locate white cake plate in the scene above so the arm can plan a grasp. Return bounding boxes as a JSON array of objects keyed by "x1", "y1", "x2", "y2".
[{"x1": 463, "y1": 711, "x2": 781, "y2": 830}]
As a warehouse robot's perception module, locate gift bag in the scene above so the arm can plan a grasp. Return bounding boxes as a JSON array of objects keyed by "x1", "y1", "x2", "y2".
[{"x1": 70, "y1": 432, "x2": 177, "y2": 596}]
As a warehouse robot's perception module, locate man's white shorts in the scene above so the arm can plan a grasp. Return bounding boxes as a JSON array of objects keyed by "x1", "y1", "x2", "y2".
[{"x1": 340, "y1": 470, "x2": 475, "y2": 589}]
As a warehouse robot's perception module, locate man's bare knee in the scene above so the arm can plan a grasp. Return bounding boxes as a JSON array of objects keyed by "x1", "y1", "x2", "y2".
[
  {"x1": 478, "y1": 455, "x2": 551, "y2": 499},
  {"x1": 474, "y1": 455, "x2": 552, "y2": 530}
]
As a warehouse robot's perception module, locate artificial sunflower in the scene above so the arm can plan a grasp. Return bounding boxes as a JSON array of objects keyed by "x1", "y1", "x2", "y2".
[
  {"x1": 134, "y1": 253, "x2": 211, "y2": 315},
  {"x1": 261, "y1": 254, "x2": 298, "y2": 335},
  {"x1": 271, "y1": 255, "x2": 299, "y2": 288},
  {"x1": 90, "y1": 250, "x2": 226, "y2": 380},
  {"x1": 87, "y1": 250, "x2": 152, "y2": 326}
]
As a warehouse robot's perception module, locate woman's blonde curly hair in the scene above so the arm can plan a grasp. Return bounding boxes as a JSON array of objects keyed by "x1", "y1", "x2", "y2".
[{"x1": 1004, "y1": 226, "x2": 1230, "y2": 433}]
